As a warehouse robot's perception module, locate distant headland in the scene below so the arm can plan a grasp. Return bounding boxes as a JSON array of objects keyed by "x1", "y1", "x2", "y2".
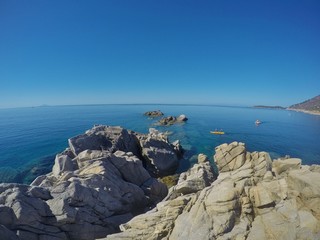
[
  {"x1": 253, "y1": 105, "x2": 285, "y2": 110},
  {"x1": 253, "y1": 95, "x2": 320, "y2": 116},
  {"x1": 287, "y1": 95, "x2": 320, "y2": 115}
]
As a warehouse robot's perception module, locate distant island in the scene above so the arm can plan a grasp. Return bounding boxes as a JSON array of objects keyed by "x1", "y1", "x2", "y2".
[
  {"x1": 287, "y1": 95, "x2": 320, "y2": 115},
  {"x1": 253, "y1": 105, "x2": 285, "y2": 109}
]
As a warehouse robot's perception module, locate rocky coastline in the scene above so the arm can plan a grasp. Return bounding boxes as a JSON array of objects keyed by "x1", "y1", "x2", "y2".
[
  {"x1": 288, "y1": 95, "x2": 320, "y2": 115},
  {"x1": 287, "y1": 108, "x2": 320, "y2": 116},
  {"x1": 1, "y1": 126, "x2": 320, "y2": 239},
  {"x1": 105, "y1": 142, "x2": 320, "y2": 240}
]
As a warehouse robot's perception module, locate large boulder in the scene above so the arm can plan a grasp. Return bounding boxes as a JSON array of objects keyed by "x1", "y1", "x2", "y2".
[
  {"x1": 272, "y1": 157, "x2": 301, "y2": 176},
  {"x1": 52, "y1": 149, "x2": 78, "y2": 178},
  {"x1": 214, "y1": 142, "x2": 247, "y2": 172},
  {"x1": 169, "y1": 159, "x2": 216, "y2": 196},
  {"x1": 68, "y1": 125, "x2": 140, "y2": 156},
  {"x1": 139, "y1": 129, "x2": 180, "y2": 177}
]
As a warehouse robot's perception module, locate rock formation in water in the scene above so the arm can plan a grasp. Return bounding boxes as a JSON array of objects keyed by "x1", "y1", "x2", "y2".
[
  {"x1": 0, "y1": 125, "x2": 182, "y2": 240},
  {"x1": 158, "y1": 114, "x2": 188, "y2": 126},
  {"x1": 105, "y1": 142, "x2": 320, "y2": 240},
  {"x1": 143, "y1": 110, "x2": 164, "y2": 117},
  {"x1": 1, "y1": 126, "x2": 320, "y2": 240}
]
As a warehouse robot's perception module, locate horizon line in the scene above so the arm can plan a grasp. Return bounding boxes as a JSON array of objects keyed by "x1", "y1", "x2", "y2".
[{"x1": 0, "y1": 102, "x2": 290, "y2": 110}]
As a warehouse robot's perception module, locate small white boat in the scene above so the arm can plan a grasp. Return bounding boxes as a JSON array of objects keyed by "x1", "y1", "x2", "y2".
[{"x1": 255, "y1": 120, "x2": 262, "y2": 125}]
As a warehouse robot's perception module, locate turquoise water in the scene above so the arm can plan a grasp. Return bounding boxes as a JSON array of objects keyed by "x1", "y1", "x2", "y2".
[{"x1": 0, "y1": 104, "x2": 319, "y2": 183}]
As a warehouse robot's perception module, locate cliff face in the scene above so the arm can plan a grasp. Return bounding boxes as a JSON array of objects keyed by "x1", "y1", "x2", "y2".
[
  {"x1": 1, "y1": 127, "x2": 320, "y2": 240},
  {"x1": 288, "y1": 95, "x2": 320, "y2": 113}
]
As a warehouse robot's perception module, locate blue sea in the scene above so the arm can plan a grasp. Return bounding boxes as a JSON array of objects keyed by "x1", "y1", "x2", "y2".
[{"x1": 0, "y1": 104, "x2": 319, "y2": 184}]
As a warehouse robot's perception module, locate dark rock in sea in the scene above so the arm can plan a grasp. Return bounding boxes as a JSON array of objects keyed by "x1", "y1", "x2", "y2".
[
  {"x1": 158, "y1": 114, "x2": 188, "y2": 126},
  {"x1": 143, "y1": 110, "x2": 164, "y2": 117}
]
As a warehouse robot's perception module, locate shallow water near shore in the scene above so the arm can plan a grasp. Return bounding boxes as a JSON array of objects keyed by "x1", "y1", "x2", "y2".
[{"x1": 0, "y1": 104, "x2": 320, "y2": 183}]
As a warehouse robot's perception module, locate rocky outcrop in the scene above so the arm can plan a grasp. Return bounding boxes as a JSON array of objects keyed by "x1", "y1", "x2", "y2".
[
  {"x1": 0, "y1": 126, "x2": 182, "y2": 240},
  {"x1": 68, "y1": 125, "x2": 140, "y2": 156},
  {"x1": 167, "y1": 154, "x2": 216, "y2": 197},
  {"x1": 105, "y1": 154, "x2": 218, "y2": 240},
  {"x1": 139, "y1": 128, "x2": 180, "y2": 177},
  {"x1": 143, "y1": 110, "x2": 164, "y2": 117},
  {"x1": 106, "y1": 142, "x2": 320, "y2": 240},
  {"x1": 158, "y1": 114, "x2": 188, "y2": 126}
]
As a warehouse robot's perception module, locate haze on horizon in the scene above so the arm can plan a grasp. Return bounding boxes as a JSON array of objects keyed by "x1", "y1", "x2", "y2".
[{"x1": 1, "y1": 0, "x2": 319, "y2": 109}]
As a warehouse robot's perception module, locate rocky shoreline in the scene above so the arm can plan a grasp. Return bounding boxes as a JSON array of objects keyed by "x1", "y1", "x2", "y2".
[
  {"x1": 105, "y1": 142, "x2": 320, "y2": 240},
  {"x1": 1, "y1": 126, "x2": 320, "y2": 239},
  {"x1": 287, "y1": 95, "x2": 320, "y2": 115},
  {"x1": 287, "y1": 108, "x2": 320, "y2": 116}
]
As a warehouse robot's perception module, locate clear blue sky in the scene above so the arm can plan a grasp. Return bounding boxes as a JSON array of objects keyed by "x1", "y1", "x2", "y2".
[{"x1": 1, "y1": 0, "x2": 319, "y2": 108}]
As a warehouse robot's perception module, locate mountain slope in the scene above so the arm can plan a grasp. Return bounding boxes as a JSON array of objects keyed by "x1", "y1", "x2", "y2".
[{"x1": 288, "y1": 95, "x2": 320, "y2": 114}]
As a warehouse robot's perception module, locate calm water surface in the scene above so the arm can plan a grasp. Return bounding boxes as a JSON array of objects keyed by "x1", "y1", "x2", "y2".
[{"x1": 0, "y1": 104, "x2": 319, "y2": 183}]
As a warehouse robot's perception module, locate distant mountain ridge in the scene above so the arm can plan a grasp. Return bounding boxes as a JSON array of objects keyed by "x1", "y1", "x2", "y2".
[{"x1": 288, "y1": 95, "x2": 320, "y2": 114}]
